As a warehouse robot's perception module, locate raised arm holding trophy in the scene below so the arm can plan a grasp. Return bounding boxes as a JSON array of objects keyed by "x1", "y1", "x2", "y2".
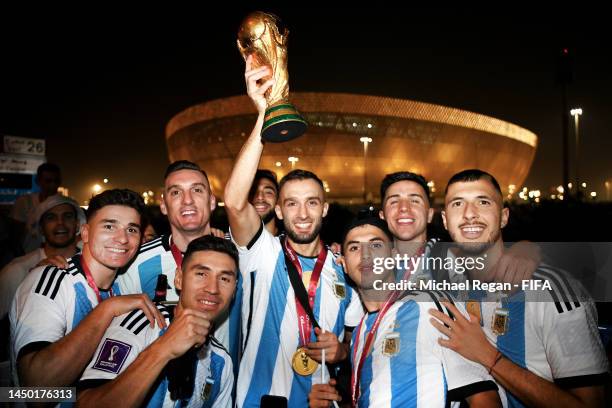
[{"x1": 237, "y1": 11, "x2": 307, "y2": 142}]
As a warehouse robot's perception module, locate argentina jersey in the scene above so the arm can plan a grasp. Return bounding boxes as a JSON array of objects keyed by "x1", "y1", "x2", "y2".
[
  {"x1": 9, "y1": 254, "x2": 120, "y2": 385},
  {"x1": 79, "y1": 304, "x2": 233, "y2": 408},
  {"x1": 351, "y1": 291, "x2": 497, "y2": 408},
  {"x1": 231, "y1": 224, "x2": 364, "y2": 408},
  {"x1": 116, "y1": 234, "x2": 243, "y2": 377},
  {"x1": 447, "y1": 264, "x2": 609, "y2": 408},
  {"x1": 116, "y1": 235, "x2": 177, "y2": 302}
]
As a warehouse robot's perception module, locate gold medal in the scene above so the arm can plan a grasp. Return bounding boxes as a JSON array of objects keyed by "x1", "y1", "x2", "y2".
[
  {"x1": 292, "y1": 347, "x2": 318, "y2": 376},
  {"x1": 492, "y1": 308, "x2": 509, "y2": 336},
  {"x1": 382, "y1": 332, "x2": 400, "y2": 356},
  {"x1": 334, "y1": 282, "x2": 346, "y2": 299},
  {"x1": 466, "y1": 300, "x2": 483, "y2": 326}
]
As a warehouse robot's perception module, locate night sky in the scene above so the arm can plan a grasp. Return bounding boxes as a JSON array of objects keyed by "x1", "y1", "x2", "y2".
[{"x1": 2, "y1": 7, "x2": 610, "y2": 203}]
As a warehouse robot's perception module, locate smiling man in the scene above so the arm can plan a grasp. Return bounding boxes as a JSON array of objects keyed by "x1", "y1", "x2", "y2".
[
  {"x1": 0, "y1": 195, "x2": 84, "y2": 320},
  {"x1": 309, "y1": 217, "x2": 501, "y2": 407},
  {"x1": 77, "y1": 235, "x2": 237, "y2": 408},
  {"x1": 224, "y1": 55, "x2": 363, "y2": 407},
  {"x1": 249, "y1": 169, "x2": 280, "y2": 236},
  {"x1": 430, "y1": 169, "x2": 609, "y2": 408},
  {"x1": 10, "y1": 189, "x2": 165, "y2": 388}
]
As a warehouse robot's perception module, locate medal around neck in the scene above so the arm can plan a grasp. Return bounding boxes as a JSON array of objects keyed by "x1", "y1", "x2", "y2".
[
  {"x1": 292, "y1": 347, "x2": 318, "y2": 376},
  {"x1": 237, "y1": 11, "x2": 307, "y2": 142}
]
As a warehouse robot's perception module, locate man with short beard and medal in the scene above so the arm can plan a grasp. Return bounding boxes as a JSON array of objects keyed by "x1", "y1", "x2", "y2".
[{"x1": 224, "y1": 54, "x2": 363, "y2": 408}]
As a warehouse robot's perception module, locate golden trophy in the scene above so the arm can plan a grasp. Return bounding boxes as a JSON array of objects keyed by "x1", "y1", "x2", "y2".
[{"x1": 238, "y1": 11, "x2": 307, "y2": 142}]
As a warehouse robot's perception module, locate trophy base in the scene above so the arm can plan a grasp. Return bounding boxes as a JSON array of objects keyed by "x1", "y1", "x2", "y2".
[{"x1": 262, "y1": 102, "x2": 307, "y2": 143}]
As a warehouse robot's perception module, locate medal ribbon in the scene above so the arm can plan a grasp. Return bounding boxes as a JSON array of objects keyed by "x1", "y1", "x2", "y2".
[
  {"x1": 81, "y1": 257, "x2": 114, "y2": 304},
  {"x1": 283, "y1": 237, "x2": 327, "y2": 346},
  {"x1": 350, "y1": 245, "x2": 425, "y2": 407}
]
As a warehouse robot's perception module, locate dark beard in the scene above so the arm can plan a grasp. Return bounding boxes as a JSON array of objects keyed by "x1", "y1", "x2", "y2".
[
  {"x1": 261, "y1": 209, "x2": 276, "y2": 225},
  {"x1": 284, "y1": 218, "x2": 323, "y2": 245}
]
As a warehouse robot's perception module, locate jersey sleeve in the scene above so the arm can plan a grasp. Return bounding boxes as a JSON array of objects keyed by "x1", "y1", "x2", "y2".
[
  {"x1": 427, "y1": 298, "x2": 498, "y2": 400},
  {"x1": 229, "y1": 221, "x2": 278, "y2": 278},
  {"x1": 10, "y1": 266, "x2": 70, "y2": 359},
  {"x1": 540, "y1": 299, "x2": 609, "y2": 387},
  {"x1": 79, "y1": 321, "x2": 149, "y2": 382}
]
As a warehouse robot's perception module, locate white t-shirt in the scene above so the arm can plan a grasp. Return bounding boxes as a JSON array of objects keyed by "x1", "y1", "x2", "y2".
[{"x1": 0, "y1": 248, "x2": 45, "y2": 319}]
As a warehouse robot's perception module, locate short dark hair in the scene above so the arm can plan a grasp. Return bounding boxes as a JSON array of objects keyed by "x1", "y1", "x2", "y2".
[
  {"x1": 342, "y1": 216, "x2": 393, "y2": 248},
  {"x1": 278, "y1": 169, "x2": 324, "y2": 193},
  {"x1": 249, "y1": 169, "x2": 279, "y2": 202},
  {"x1": 87, "y1": 189, "x2": 145, "y2": 222},
  {"x1": 164, "y1": 160, "x2": 209, "y2": 182},
  {"x1": 380, "y1": 172, "x2": 430, "y2": 204},
  {"x1": 37, "y1": 163, "x2": 61, "y2": 178},
  {"x1": 445, "y1": 169, "x2": 502, "y2": 196},
  {"x1": 182, "y1": 235, "x2": 240, "y2": 272}
]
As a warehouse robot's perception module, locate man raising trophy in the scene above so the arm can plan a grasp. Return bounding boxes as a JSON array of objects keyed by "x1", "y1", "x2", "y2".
[{"x1": 238, "y1": 11, "x2": 307, "y2": 142}]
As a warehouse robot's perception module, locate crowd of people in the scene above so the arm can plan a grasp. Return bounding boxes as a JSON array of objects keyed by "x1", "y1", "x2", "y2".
[{"x1": 0, "y1": 55, "x2": 609, "y2": 407}]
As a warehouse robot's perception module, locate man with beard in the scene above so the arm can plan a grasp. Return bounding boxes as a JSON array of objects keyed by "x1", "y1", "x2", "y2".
[
  {"x1": 1, "y1": 195, "x2": 84, "y2": 320},
  {"x1": 10, "y1": 189, "x2": 165, "y2": 388},
  {"x1": 224, "y1": 55, "x2": 363, "y2": 407},
  {"x1": 378, "y1": 171, "x2": 539, "y2": 284},
  {"x1": 429, "y1": 169, "x2": 608, "y2": 407},
  {"x1": 309, "y1": 217, "x2": 501, "y2": 407},
  {"x1": 249, "y1": 169, "x2": 280, "y2": 236}
]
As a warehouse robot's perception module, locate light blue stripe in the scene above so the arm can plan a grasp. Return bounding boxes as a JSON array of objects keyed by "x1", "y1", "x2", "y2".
[
  {"x1": 72, "y1": 282, "x2": 94, "y2": 329},
  {"x1": 390, "y1": 301, "x2": 419, "y2": 407},
  {"x1": 242, "y1": 252, "x2": 288, "y2": 407},
  {"x1": 138, "y1": 254, "x2": 163, "y2": 299},
  {"x1": 497, "y1": 291, "x2": 526, "y2": 408},
  {"x1": 201, "y1": 351, "x2": 226, "y2": 408}
]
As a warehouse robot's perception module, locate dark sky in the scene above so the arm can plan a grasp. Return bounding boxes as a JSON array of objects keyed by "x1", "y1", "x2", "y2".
[{"x1": 2, "y1": 7, "x2": 610, "y2": 203}]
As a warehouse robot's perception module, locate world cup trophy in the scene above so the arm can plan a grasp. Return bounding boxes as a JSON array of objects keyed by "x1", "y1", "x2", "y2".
[{"x1": 238, "y1": 11, "x2": 307, "y2": 142}]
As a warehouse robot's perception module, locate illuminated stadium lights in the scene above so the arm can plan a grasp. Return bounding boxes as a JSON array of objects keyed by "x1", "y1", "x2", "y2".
[
  {"x1": 568, "y1": 182, "x2": 573, "y2": 189},
  {"x1": 557, "y1": 185, "x2": 564, "y2": 194},
  {"x1": 551, "y1": 194, "x2": 556, "y2": 200},
  {"x1": 367, "y1": 123, "x2": 373, "y2": 129},
  {"x1": 275, "y1": 161, "x2": 282, "y2": 167},
  {"x1": 103, "y1": 178, "x2": 109, "y2": 184},
  {"x1": 535, "y1": 197, "x2": 540, "y2": 203},
  {"x1": 92, "y1": 184, "x2": 102, "y2": 194},
  {"x1": 570, "y1": 108, "x2": 583, "y2": 116},
  {"x1": 590, "y1": 192, "x2": 597, "y2": 198},
  {"x1": 288, "y1": 156, "x2": 299, "y2": 169},
  {"x1": 581, "y1": 182, "x2": 587, "y2": 188},
  {"x1": 352, "y1": 122, "x2": 358, "y2": 127}
]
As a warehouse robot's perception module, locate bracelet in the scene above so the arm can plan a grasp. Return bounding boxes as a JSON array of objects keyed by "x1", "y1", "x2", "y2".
[{"x1": 488, "y1": 351, "x2": 503, "y2": 374}]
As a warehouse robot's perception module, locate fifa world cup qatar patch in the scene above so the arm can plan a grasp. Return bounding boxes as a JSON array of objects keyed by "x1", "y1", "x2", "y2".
[{"x1": 92, "y1": 338, "x2": 132, "y2": 374}]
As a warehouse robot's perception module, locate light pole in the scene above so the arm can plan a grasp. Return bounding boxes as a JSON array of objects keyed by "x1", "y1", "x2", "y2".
[
  {"x1": 360, "y1": 137, "x2": 372, "y2": 203},
  {"x1": 570, "y1": 108, "x2": 582, "y2": 198}
]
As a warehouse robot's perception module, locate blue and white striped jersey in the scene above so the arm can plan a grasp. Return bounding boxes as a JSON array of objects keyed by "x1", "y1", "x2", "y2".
[
  {"x1": 79, "y1": 304, "x2": 233, "y2": 408},
  {"x1": 351, "y1": 291, "x2": 498, "y2": 408},
  {"x1": 9, "y1": 254, "x2": 121, "y2": 385},
  {"x1": 446, "y1": 263, "x2": 609, "y2": 408},
  {"x1": 116, "y1": 234, "x2": 243, "y2": 376},
  {"x1": 232, "y1": 224, "x2": 364, "y2": 408}
]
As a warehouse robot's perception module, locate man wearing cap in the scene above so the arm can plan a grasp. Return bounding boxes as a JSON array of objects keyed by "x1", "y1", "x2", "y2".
[{"x1": 0, "y1": 195, "x2": 85, "y2": 320}]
